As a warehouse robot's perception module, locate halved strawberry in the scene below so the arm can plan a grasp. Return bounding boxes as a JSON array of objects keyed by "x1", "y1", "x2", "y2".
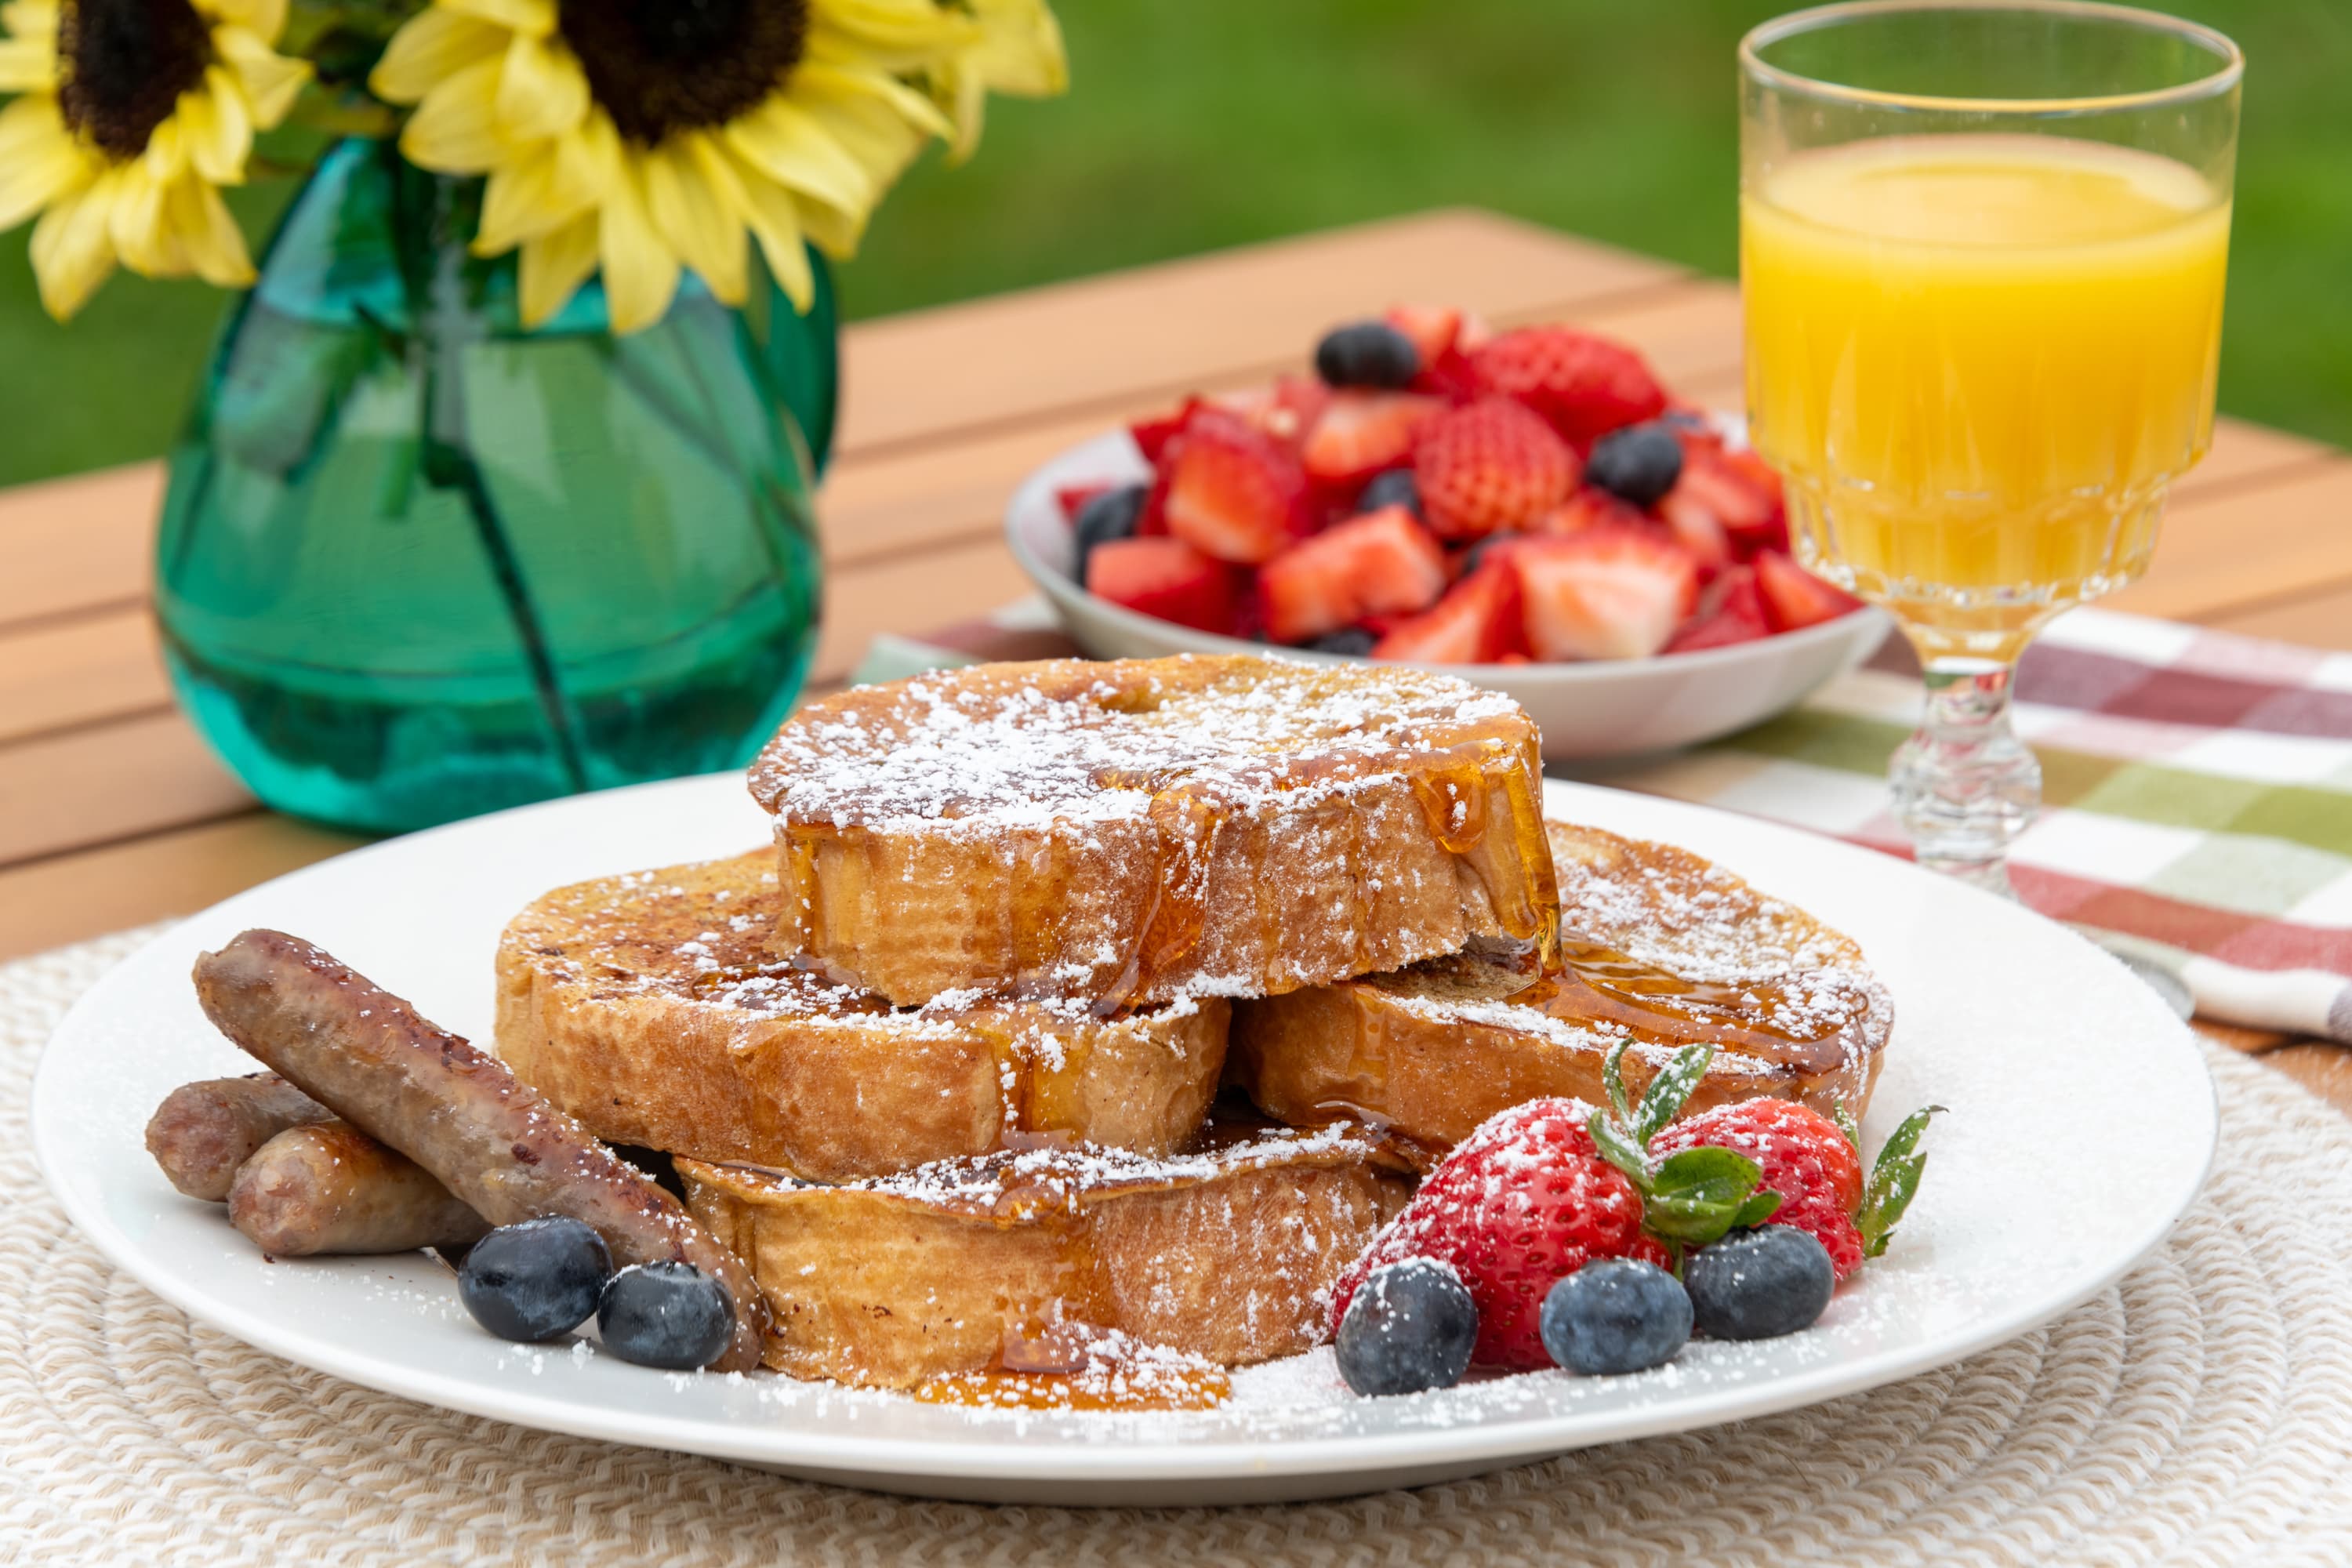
[
  {"x1": 1085, "y1": 536, "x2": 1242, "y2": 634},
  {"x1": 1658, "y1": 490, "x2": 1733, "y2": 573},
  {"x1": 1470, "y1": 327, "x2": 1668, "y2": 446},
  {"x1": 1413, "y1": 397, "x2": 1578, "y2": 539},
  {"x1": 1161, "y1": 408, "x2": 1309, "y2": 565},
  {"x1": 1755, "y1": 550, "x2": 1864, "y2": 632},
  {"x1": 1675, "y1": 444, "x2": 1789, "y2": 556},
  {"x1": 1664, "y1": 564, "x2": 1770, "y2": 653},
  {"x1": 1384, "y1": 303, "x2": 1462, "y2": 365},
  {"x1": 1262, "y1": 375, "x2": 1333, "y2": 448},
  {"x1": 1372, "y1": 562, "x2": 1526, "y2": 663},
  {"x1": 1300, "y1": 391, "x2": 1443, "y2": 485},
  {"x1": 1514, "y1": 527, "x2": 1700, "y2": 661},
  {"x1": 1259, "y1": 505, "x2": 1447, "y2": 644}
]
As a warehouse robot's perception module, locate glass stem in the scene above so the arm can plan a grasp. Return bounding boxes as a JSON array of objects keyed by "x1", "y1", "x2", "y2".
[{"x1": 1889, "y1": 655, "x2": 2041, "y2": 896}]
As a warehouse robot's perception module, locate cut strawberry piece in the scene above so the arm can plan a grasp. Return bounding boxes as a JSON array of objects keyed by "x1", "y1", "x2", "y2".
[
  {"x1": 1664, "y1": 564, "x2": 1770, "y2": 652},
  {"x1": 1084, "y1": 536, "x2": 1242, "y2": 635},
  {"x1": 1755, "y1": 550, "x2": 1864, "y2": 632},
  {"x1": 1470, "y1": 327, "x2": 1668, "y2": 446},
  {"x1": 1259, "y1": 504, "x2": 1447, "y2": 644},
  {"x1": 1262, "y1": 375, "x2": 1332, "y2": 448},
  {"x1": 1383, "y1": 303, "x2": 1461, "y2": 365},
  {"x1": 1537, "y1": 488, "x2": 1647, "y2": 538},
  {"x1": 1372, "y1": 562, "x2": 1525, "y2": 663},
  {"x1": 1675, "y1": 445, "x2": 1789, "y2": 556},
  {"x1": 1161, "y1": 407, "x2": 1309, "y2": 565},
  {"x1": 1055, "y1": 482, "x2": 1113, "y2": 524},
  {"x1": 1658, "y1": 490, "x2": 1733, "y2": 572},
  {"x1": 1413, "y1": 397, "x2": 1578, "y2": 539},
  {"x1": 1513, "y1": 527, "x2": 1700, "y2": 661},
  {"x1": 1300, "y1": 391, "x2": 1443, "y2": 485},
  {"x1": 1128, "y1": 398, "x2": 1203, "y2": 466}
]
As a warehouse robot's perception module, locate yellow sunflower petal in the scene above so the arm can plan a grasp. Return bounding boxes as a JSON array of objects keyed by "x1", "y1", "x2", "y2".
[
  {"x1": 399, "y1": 55, "x2": 506, "y2": 172},
  {"x1": 445, "y1": 0, "x2": 553, "y2": 38},
  {"x1": 518, "y1": 209, "x2": 598, "y2": 328},
  {"x1": 370, "y1": 8, "x2": 506, "y2": 106},
  {"x1": 493, "y1": 29, "x2": 587, "y2": 143},
  {"x1": 791, "y1": 70, "x2": 935, "y2": 193},
  {"x1": 107, "y1": 161, "x2": 181, "y2": 274},
  {"x1": 474, "y1": 134, "x2": 594, "y2": 253},
  {"x1": 0, "y1": 96, "x2": 93, "y2": 230},
  {"x1": 214, "y1": 24, "x2": 310, "y2": 125},
  {"x1": 811, "y1": 0, "x2": 976, "y2": 70},
  {"x1": 731, "y1": 165, "x2": 815, "y2": 313},
  {"x1": 180, "y1": 67, "x2": 255, "y2": 185},
  {"x1": 2, "y1": 2, "x2": 57, "y2": 41},
  {"x1": 167, "y1": 172, "x2": 256, "y2": 286},
  {"x1": 204, "y1": 0, "x2": 285, "y2": 40},
  {"x1": 965, "y1": 0, "x2": 1069, "y2": 96},
  {"x1": 789, "y1": 187, "x2": 864, "y2": 260},
  {"x1": 29, "y1": 173, "x2": 120, "y2": 319},
  {"x1": 723, "y1": 96, "x2": 871, "y2": 219},
  {"x1": 796, "y1": 56, "x2": 953, "y2": 143},
  {"x1": 935, "y1": 61, "x2": 986, "y2": 163},
  {"x1": 597, "y1": 154, "x2": 681, "y2": 335},
  {"x1": 0, "y1": 32, "x2": 53, "y2": 92},
  {"x1": 643, "y1": 133, "x2": 748, "y2": 307}
]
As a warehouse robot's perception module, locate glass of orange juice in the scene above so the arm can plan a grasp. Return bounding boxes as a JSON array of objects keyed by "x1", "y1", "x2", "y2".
[{"x1": 1740, "y1": 2, "x2": 2241, "y2": 893}]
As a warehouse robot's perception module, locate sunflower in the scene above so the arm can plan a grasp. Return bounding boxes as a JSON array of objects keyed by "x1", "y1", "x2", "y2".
[
  {"x1": 930, "y1": 0, "x2": 1065, "y2": 162},
  {"x1": 0, "y1": 0, "x2": 309, "y2": 319},
  {"x1": 372, "y1": 0, "x2": 1059, "y2": 336}
]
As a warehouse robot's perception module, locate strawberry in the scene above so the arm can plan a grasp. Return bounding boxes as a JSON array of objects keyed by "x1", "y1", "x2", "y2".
[
  {"x1": 1664, "y1": 564, "x2": 1770, "y2": 653},
  {"x1": 1084, "y1": 536, "x2": 1242, "y2": 635},
  {"x1": 1674, "y1": 443, "x2": 1790, "y2": 556},
  {"x1": 1301, "y1": 391, "x2": 1444, "y2": 486},
  {"x1": 1412, "y1": 397, "x2": 1577, "y2": 539},
  {"x1": 1371, "y1": 561, "x2": 1526, "y2": 663},
  {"x1": 1260, "y1": 504, "x2": 1447, "y2": 644},
  {"x1": 1469, "y1": 327, "x2": 1668, "y2": 445},
  {"x1": 1161, "y1": 407, "x2": 1309, "y2": 565},
  {"x1": 1755, "y1": 550, "x2": 1864, "y2": 631},
  {"x1": 1383, "y1": 303, "x2": 1463, "y2": 365},
  {"x1": 1330, "y1": 1098, "x2": 1666, "y2": 1369},
  {"x1": 1658, "y1": 490, "x2": 1733, "y2": 573},
  {"x1": 1128, "y1": 399, "x2": 1203, "y2": 466},
  {"x1": 1263, "y1": 375, "x2": 1334, "y2": 448},
  {"x1": 1536, "y1": 488, "x2": 1647, "y2": 538},
  {"x1": 1513, "y1": 528, "x2": 1699, "y2": 660}
]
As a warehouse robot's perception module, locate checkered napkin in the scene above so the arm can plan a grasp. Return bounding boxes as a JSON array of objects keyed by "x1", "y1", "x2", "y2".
[{"x1": 851, "y1": 603, "x2": 2352, "y2": 1046}]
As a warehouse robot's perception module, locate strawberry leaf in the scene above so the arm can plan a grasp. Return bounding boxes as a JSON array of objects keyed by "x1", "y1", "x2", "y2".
[
  {"x1": 1732, "y1": 1189, "x2": 1784, "y2": 1229},
  {"x1": 1632, "y1": 1043, "x2": 1717, "y2": 1143},
  {"x1": 1602, "y1": 1039, "x2": 1635, "y2": 1124},
  {"x1": 1640, "y1": 1145, "x2": 1765, "y2": 1247},
  {"x1": 1832, "y1": 1098, "x2": 1862, "y2": 1153},
  {"x1": 1586, "y1": 1108, "x2": 1652, "y2": 1192},
  {"x1": 1857, "y1": 1105, "x2": 1944, "y2": 1258}
]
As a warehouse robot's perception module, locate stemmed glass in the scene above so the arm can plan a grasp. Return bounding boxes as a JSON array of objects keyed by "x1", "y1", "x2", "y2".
[{"x1": 1739, "y1": 2, "x2": 2241, "y2": 893}]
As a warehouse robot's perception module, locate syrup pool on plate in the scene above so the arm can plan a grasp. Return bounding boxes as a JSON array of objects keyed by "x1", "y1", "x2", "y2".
[{"x1": 1741, "y1": 133, "x2": 2230, "y2": 648}]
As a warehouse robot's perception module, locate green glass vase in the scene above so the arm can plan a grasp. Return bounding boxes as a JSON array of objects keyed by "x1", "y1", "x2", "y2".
[{"x1": 156, "y1": 138, "x2": 831, "y2": 835}]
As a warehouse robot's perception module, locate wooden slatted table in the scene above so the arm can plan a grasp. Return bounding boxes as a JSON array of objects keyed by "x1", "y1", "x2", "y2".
[{"x1": 4, "y1": 209, "x2": 2347, "y2": 1095}]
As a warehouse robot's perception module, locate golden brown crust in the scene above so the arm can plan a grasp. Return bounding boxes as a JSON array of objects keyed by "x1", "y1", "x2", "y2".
[
  {"x1": 681, "y1": 1127, "x2": 1413, "y2": 1388},
  {"x1": 748, "y1": 656, "x2": 1559, "y2": 1007},
  {"x1": 495, "y1": 852, "x2": 1230, "y2": 1180},
  {"x1": 1229, "y1": 822, "x2": 1893, "y2": 1165}
]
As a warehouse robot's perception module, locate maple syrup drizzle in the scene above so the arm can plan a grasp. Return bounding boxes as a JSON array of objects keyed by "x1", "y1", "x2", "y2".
[{"x1": 1526, "y1": 937, "x2": 1857, "y2": 1073}]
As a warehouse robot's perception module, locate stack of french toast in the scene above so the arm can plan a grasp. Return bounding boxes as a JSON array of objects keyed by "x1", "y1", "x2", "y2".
[{"x1": 486, "y1": 653, "x2": 1890, "y2": 1389}]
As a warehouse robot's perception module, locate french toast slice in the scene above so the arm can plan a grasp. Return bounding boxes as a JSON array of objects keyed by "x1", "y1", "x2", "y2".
[
  {"x1": 495, "y1": 852, "x2": 1228, "y2": 1181},
  {"x1": 680, "y1": 1120, "x2": 1412, "y2": 1388},
  {"x1": 748, "y1": 655, "x2": 1558, "y2": 1008},
  {"x1": 1230, "y1": 821, "x2": 1891, "y2": 1165}
]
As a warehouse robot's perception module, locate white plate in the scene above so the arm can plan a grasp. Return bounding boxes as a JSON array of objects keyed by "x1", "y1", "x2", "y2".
[
  {"x1": 33, "y1": 774, "x2": 2213, "y2": 1508},
  {"x1": 1004, "y1": 430, "x2": 1891, "y2": 760}
]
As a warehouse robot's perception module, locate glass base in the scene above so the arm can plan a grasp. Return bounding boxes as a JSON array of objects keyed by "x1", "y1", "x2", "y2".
[{"x1": 1889, "y1": 656, "x2": 2041, "y2": 898}]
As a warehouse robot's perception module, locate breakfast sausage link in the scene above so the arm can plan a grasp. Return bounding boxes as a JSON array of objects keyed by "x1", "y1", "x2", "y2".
[
  {"x1": 193, "y1": 929, "x2": 771, "y2": 1372},
  {"x1": 146, "y1": 1073, "x2": 332, "y2": 1201},
  {"x1": 229, "y1": 1121, "x2": 492, "y2": 1257}
]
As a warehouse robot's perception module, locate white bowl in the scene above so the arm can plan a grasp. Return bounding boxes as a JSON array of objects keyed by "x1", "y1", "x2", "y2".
[{"x1": 1004, "y1": 429, "x2": 1890, "y2": 762}]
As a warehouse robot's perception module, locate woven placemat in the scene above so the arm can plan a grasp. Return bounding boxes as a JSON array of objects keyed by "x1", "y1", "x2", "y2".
[{"x1": 8, "y1": 932, "x2": 2352, "y2": 1566}]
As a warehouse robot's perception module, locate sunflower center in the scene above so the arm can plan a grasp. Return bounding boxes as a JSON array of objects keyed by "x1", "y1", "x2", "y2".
[
  {"x1": 57, "y1": 0, "x2": 214, "y2": 160},
  {"x1": 558, "y1": 0, "x2": 810, "y2": 147}
]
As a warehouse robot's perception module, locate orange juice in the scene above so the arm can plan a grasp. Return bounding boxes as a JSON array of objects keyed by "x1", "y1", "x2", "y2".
[{"x1": 1742, "y1": 135, "x2": 2230, "y2": 652}]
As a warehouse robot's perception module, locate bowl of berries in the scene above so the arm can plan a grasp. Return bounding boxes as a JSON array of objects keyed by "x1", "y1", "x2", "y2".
[{"x1": 1004, "y1": 307, "x2": 1889, "y2": 760}]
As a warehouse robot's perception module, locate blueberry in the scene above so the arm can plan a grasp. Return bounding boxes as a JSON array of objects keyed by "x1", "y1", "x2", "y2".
[
  {"x1": 1070, "y1": 483, "x2": 1149, "y2": 583},
  {"x1": 1584, "y1": 422, "x2": 1685, "y2": 508},
  {"x1": 597, "y1": 1261, "x2": 735, "y2": 1370},
  {"x1": 1684, "y1": 1226, "x2": 1836, "y2": 1341},
  {"x1": 1540, "y1": 1259, "x2": 1691, "y2": 1375},
  {"x1": 1306, "y1": 626, "x2": 1379, "y2": 657},
  {"x1": 1356, "y1": 468, "x2": 1422, "y2": 519},
  {"x1": 458, "y1": 1217, "x2": 611, "y2": 1342},
  {"x1": 1315, "y1": 321, "x2": 1421, "y2": 390},
  {"x1": 1334, "y1": 1258, "x2": 1478, "y2": 1396}
]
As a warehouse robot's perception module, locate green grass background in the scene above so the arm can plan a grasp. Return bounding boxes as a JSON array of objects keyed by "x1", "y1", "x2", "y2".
[{"x1": 2, "y1": 0, "x2": 2345, "y2": 488}]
